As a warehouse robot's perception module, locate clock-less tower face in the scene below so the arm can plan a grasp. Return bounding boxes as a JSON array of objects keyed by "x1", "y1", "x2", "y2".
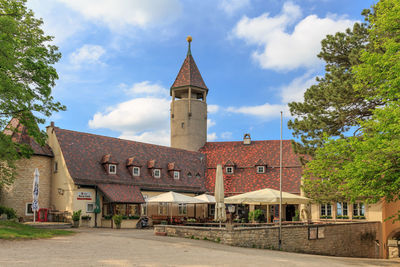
[{"x1": 170, "y1": 37, "x2": 208, "y2": 151}]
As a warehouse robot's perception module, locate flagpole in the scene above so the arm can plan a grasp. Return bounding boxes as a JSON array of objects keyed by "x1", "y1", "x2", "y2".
[{"x1": 279, "y1": 111, "x2": 283, "y2": 250}]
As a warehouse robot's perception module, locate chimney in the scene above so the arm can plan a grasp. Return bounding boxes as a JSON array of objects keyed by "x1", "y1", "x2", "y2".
[{"x1": 243, "y1": 133, "x2": 251, "y2": 145}]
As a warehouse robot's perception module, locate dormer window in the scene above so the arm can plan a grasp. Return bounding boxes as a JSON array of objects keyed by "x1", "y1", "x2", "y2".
[
  {"x1": 187, "y1": 172, "x2": 192, "y2": 178},
  {"x1": 132, "y1": 167, "x2": 140, "y2": 176},
  {"x1": 257, "y1": 166, "x2": 265, "y2": 173},
  {"x1": 109, "y1": 164, "x2": 117, "y2": 174},
  {"x1": 174, "y1": 171, "x2": 180, "y2": 180},
  {"x1": 195, "y1": 173, "x2": 201, "y2": 179},
  {"x1": 153, "y1": 169, "x2": 161, "y2": 178},
  {"x1": 226, "y1": 167, "x2": 234, "y2": 174}
]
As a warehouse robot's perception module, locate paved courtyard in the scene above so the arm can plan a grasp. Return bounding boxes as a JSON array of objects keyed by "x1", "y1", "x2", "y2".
[{"x1": 0, "y1": 228, "x2": 399, "y2": 267}]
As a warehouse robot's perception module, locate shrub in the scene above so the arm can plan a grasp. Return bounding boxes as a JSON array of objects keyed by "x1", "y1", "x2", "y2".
[
  {"x1": 72, "y1": 210, "x2": 81, "y2": 221},
  {"x1": 248, "y1": 209, "x2": 263, "y2": 222},
  {"x1": 0, "y1": 206, "x2": 17, "y2": 219},
  {"x1": 103, "y1": 215, "x2": 112, "y2": 220},
  {"x1": 112, "y1": 214, "x2": 123, "y2": 226},
  {"x1": 81, "y1": 215, "x2": 91, "y2": 220},
  {"x1": 128, "y1": 215, "x2": 140, "y2": 220}
]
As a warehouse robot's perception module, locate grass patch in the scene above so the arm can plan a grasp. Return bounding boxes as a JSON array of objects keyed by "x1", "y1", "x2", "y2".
[{"x1": 0, "y1": 221, "x2": 74, "y2": 240}]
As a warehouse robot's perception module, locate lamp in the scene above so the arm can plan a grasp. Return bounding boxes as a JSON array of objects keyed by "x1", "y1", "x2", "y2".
[{"x1": 228, "y1": 205, "x2": 235, "y2": 213}]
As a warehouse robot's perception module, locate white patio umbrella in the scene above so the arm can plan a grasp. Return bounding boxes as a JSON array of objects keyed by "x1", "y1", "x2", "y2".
[
  {"x1": 147, "y1": 191, "x2": 205, "y2": 222},
  {"x1": 224, "y1": 188, "x2": 311, "y2": 205},
  {"x1": 32, "y1": 168, "x2": 40, "y2": 223},
  {"x1": 214, "y1": 164, "x2": 226, "y2": 222}
]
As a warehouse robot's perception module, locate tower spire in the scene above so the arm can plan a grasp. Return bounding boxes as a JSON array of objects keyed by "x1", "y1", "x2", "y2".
[{"x1": 186, "y1": 35, "x2": 192, "y2": 56}]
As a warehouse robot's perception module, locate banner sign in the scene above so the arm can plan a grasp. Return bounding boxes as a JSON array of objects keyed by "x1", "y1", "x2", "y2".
[{"x1": 77, "y1": 192, "x2": 92, "y2": 200}]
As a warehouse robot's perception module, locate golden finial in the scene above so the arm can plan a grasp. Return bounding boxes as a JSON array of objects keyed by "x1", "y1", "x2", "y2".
[{"x1": 187, "y1": 35, "x2": 192, "y2": 43}]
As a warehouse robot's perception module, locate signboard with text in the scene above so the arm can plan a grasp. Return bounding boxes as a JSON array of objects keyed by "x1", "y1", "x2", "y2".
[{"x1": 77, "y1": 192, "x2": 92, "y2": 200}]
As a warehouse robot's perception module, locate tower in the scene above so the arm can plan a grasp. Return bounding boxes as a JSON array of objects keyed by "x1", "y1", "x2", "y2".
[{"x1": 170, "y1": 36, "x2": 208, "y2": 151}]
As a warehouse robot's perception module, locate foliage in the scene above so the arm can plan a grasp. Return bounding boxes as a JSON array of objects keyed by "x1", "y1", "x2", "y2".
[
  {"x1": 292, "y1": 210, "x2": 300, "y2": 222},
  {"x1": 0, "y1": 220, "x2": 73, "y2": 239},
  {"x1": 72, "y1": 210, "x2": 81, "y2": 222},
  {"x1": 128, "y1": 215, "x2": 140, "y2": 220},
  {"x1": 302, "y1": 0, "x2": 400, "y2": 210},
  {"x1": 81, "y1": 215, "x2": 91, "y2": 220},
  {"x1": 112, "y1": 214, "x2": 123, "y2": 226},
  {"x1": 103, "y1": 215, "x2": 112, "y2": 220},
  {"x1": 287, "y1": 19, "x2": 379, "y2": 160},
  {"x1": 0, "y1": 0, "x2": 65, "y2": 186},
  {"x1": 248, "y1": 209, "x2": 263, "y2": 222},
  {"x1": 0, "y1": 205, "x2": 16, "y2": 219}
]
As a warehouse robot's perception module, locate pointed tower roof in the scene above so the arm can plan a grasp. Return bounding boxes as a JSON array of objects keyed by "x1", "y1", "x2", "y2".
[{"x1": 170, "y1": 36, "x2": 208, "y2": 95}]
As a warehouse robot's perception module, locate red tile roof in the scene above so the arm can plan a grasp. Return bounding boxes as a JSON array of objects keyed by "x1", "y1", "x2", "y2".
[
  {"x1": 199, "y1": 140, "x2": 304, "y2": 195},
  {"x1": 4, "y1": 118, "x2": 53, "y2": 157},
  {"x1": 170, "y1": 53, "x2": 208, "y2": 92},
  {"x1": 97, "y1": 184, "x2": 144, "y2": 203},
  {"x1": 54, "y1": 127, "x2": 206, "y2": 193}
]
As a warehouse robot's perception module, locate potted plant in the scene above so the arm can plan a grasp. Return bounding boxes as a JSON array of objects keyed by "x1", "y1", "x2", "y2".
[
  {"x1": 112, "y1": 214, "x2": 123, "y2": 229},
  {"x1": 248, "y1": 209, "x2": 263, "y2": 223},
  {"x1": 72, "y1": 210, "x2": 81, "y2": 228}
]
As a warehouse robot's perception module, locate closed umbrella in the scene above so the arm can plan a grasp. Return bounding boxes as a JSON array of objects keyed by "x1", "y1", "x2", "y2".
[
  {"x1": 32, "y1": 168, "x2": 39, "y2": 222},
  {"x1": 214, "y1": 164, "x2": 226, "y2": 222}
]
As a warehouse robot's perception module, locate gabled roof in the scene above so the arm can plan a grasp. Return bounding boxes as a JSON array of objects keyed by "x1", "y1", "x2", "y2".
[
  {"x1": 170, "y1": 53, "x2": 208, "y2": 93},
  {"x1": 54, "y1": 127, "x2": 206, "y2": 193},
  {"x1": 4, "y1": 118, "x2": 53, "y2": 157},
  {"x1": 98, "y1": 184, "x2": 144, "y2": 203},
  {"x1": 199, "y1": 140, "x2": 304, "y2": 195}
]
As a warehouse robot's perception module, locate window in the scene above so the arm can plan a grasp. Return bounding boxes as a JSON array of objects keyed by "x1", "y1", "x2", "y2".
[
  {"x1": 257, "y1": 166, "x2": 265, "y2": 173},
  {"x1": 132, "y1": 167, "x2": 140, "y2": 176},
  {"x1": 87, "y1": 203, "x2": 95, "y2": 213},
  {"x1": 54, "y1": 161, "x2": 58, "y2": 173},
  {"x1": 226, "y1": 167, "x2": 234, "y2": 174},
  {"x1": 320, "y1": 203, "x2": 332, "y2": 218},
  {"x1": 353, "y1": 203, "x2": 365, "y2": 218},
  {"x1": 26, "y1": 203, "x2": 33, "y2": 215},
  {"x1": 178, "y1": 203, "x2": 187, "y2": 215},
  {"x1": 153, "y1": 169, "x2": 161, "y2": 178},
  {"x1": 128, "y1": 204, "x2": 140, "y2": 216},
  {"x1": 187, "y1": 172, "x2": 192, "y2": 178},
  {"x1": 174, "y1": 171, "x2": 180, "y2": 180},
  {"x1": 141, "y1": 195, "x2": 148, "y2": 216},
  {"x1": 108, "y1": 164, "x2": 117, "y2": 174},
  {"x1": 195, "y1": 173, "x2": 200, "y2": 179},
  {"x1": 336, "y1": 202, "x2": 348, "y2": 218},
  {"x1": 158, "y1": 202, "x2": 168, "y2": 215}
]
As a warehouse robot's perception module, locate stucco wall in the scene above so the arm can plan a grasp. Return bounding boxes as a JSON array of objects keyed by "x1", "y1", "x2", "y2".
[
  {"x1": 155, "y1": 222, "x2": 381, "y2": 258},
  {"x1": 0, "y1": 156, "x2": 52, "y2": 220}
]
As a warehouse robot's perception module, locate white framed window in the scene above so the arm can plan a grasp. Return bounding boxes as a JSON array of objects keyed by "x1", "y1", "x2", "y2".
[
  {"x1": 226, "y1": 167, "x2": 234, "y2": 174},
  {"x1": 178, "y1": 203, "x2": 187, "y2": 215},
  {"x1": 54, "y1": 161, "x2": 58, "y2": 173},
  {"x1": 158, "y1": 202, "x2": 168, "y2": 215},
  {"x1": 87, "y1": 203, "x2": 95, "y2": 213},
  {"x1": 108, "y1": 164, "x2": 117, "y2": 174},
  {"x1": 320, "y1": 203, "x2": 332, "y2": 218},
  {"x1": 174, "y1": 171, "x2": 180, "y2": 180},
  {"x1": 257, "y1": 166, "x2": 265, "y2": 173},
  {"x1": 353, "y1": 203, "x2": 365, "y2": 217},
  {"x1": 132, "y1": 167, "x2": 140, "y2": 176},
  {"x1": 336, "y1": 202, "x2": 348, "y2": 217},
  {"x1": 153, "y1": 169, "x2": 161, "y2": 178},
  {"x1": 26, "y1": 203, "x2": 33, "y2": 216}
]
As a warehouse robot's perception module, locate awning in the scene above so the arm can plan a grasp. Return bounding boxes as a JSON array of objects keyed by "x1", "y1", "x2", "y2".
[{"x1": 97, "y1": 184, "x2": 145, "y2": 203}]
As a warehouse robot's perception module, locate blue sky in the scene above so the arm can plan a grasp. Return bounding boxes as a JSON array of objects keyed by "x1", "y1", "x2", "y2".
[{"x1": 28, "y1": 0, "x2": 376, "y2": 146}]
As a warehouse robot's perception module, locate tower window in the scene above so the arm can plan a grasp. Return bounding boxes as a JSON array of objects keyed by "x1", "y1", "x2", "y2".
[
  {"x1": 226, "y1": 167, "x2": 234, "y2": 174},
  {"x1": 181, "y1": 122, "x2": 185, "y2": 128},
  {"x1": 109, "y1": 164, "x2": 117, "y2": 174},
  {"x1": 153, "y1": 169, "x2": 161, "y2": 178},
  {"x1": 132, "y1": 167, "x2": 140, "y2": 177}
]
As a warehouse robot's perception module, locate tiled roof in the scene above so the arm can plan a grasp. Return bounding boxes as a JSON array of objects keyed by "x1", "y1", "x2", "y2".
[
  {"x1": 97, "y1": 184, "x2": 144, "y2": 203},
  {"x1": 4, "y1": 118, "x2": 53, "y2": 157},
  {"x1": 54, "y1": 127, "x2": 206, "y2": 193},
  {"x1": 170, "y1": 53, "x2": 208, "y2": 92},
  {"x1": 199, "y1": 140, "x2": 304, "y2": 195}
]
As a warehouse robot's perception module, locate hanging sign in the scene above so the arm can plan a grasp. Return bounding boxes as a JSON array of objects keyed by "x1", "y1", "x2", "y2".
[{"x1": 77, "y1": 192, "x2": 92, "y2": 200}]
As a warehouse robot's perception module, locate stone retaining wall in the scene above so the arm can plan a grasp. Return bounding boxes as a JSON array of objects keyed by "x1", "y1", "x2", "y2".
[{"x1": 154, "y1": 222, "x2": 381, "y2": 258}]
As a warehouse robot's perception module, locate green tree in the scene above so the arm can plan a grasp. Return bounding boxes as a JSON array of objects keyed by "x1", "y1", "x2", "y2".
[
  {"x1": 0, "y1": 0, "x2": 65, "y2": 186},
  {"x1": 287, "y1": 19, "x2": 384, "y2": 160},
  {"x1": 303, "y1": 0, "x2": 400, "y2": 212}
]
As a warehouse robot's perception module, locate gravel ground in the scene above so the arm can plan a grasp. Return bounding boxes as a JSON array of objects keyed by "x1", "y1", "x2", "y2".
[{"x1": 0, "y1": 228, "x2": 399, "y2": 267}]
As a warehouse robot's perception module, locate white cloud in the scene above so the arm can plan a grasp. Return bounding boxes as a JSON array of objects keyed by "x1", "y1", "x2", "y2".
[
  {"x1": 89, "y1": 81, "x2": 171, "y2": 145},
  {"x1": 226, "y1": 103, "x2": 290, "y2": 119},
  {"x1": 125, "y1": 81, "x2": 168, "y2": 97},
  {"x1": 280, "y1": 72, "x2": 317, "y2": 103},
  {"x1": 207, "y1": 132, "x2": 218, "y2": 141},
  {"x1": 207, "y1": 119, "x2": 216, "y2": 129},
  {"x1": 221, "y1": 132, "x2": 233, "y2": 139},
  {"x1": 69, "y1": 45, "x2": 106, "y2": 67},
  {"x1": 232, "y1": 1, "x2": 355, "y2": 70},
  {"x1": 208, "y1": 105, "x2": 220, "y2": 113},
  {"x1": 219, "y1": 0, "x2": 250, "y2": 15},
  {"x1": 58, "y1": 0, "x2": 182, "y2": 31}
]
